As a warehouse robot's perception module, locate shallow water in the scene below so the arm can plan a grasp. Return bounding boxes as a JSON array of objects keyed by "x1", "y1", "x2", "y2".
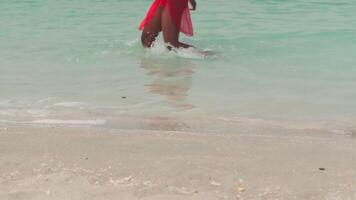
[{"x1": 1, "y1": 0, "x2": 356, "y2": 132}]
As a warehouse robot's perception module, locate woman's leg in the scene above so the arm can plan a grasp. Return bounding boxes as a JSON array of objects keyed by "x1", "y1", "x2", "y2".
[
  {"x1": 141, "y1": 6, "x2": 164, "y2": 48},
  {"x1": 161, "y1": 7, "x2": 193, "y2": 49},
  {"x1": 161, "y1": 7, "x2": 179, "y2": 48}
]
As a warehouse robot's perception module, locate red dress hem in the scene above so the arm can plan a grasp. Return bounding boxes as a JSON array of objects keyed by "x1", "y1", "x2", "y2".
[{"x1": 139, "y1": 0, "x2": 194, "y2": 37}]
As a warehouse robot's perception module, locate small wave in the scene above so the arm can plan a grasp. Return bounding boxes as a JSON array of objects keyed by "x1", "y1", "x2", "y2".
[
  {"x1": 124, "y1": 39, "x2": 140, "y2": 47},
  {"x1": 0, "y1": 99, "x2": 12, "y2": 107}
]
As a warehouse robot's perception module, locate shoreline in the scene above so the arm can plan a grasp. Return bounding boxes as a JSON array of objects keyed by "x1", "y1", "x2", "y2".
[{"x1": 1, "y1": 124, "x2": 355, "y2": 199}]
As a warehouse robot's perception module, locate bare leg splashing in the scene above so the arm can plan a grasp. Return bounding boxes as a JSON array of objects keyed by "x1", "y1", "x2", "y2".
[{"x1": 139, "y1": 0, "x2": 196, "y2": 49}]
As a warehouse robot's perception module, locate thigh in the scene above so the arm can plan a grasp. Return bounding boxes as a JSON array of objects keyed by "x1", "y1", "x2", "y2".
[{"x1": 142, "y1": 6, "x2": 164, "y2": 34}]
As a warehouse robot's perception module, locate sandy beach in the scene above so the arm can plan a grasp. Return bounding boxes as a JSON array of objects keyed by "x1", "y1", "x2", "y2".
[{"x1": 0, "y1": 124, "x2": 355, "y2": 200}]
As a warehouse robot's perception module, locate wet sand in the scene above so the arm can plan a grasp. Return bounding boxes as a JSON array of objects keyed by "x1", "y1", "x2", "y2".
[{"x1": 0, "y1": 124, "x2": 355, "y2": 200}]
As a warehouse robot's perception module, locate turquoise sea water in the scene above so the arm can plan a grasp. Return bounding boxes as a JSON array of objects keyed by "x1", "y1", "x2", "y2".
[{"x1": 1, "y1": 0, "x2": 356, "y2": 132}]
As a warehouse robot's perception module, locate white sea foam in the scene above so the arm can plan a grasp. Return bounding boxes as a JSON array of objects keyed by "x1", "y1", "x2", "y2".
[
  {"x1": 32, "y1": 119, "x2": 106, "y2": 125},
  {"x1": 0, "y1": 109, "x2": 49, "y2": 117},
  {"x1": 175, "y1": 47, "x2": 209, "y2": 59},
  {"x1": 147, "y1": 40, "x2": 211, "y2": 59},
  {"x1": 53, "y1": 102, "x2": 89, "y2": 108},
  {"x1": 26, "y1": 109, "x2": 49, "y2": 117}
]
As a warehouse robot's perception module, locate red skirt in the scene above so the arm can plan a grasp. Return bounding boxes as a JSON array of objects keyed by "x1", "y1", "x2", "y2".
[{"x1": 139, "y1": 0, "x2": 194, "y2": 36}]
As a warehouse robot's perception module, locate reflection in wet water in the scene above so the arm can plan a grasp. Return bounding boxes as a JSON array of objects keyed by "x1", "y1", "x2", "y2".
[
  {"x1": 141, "y1": 57, "x2": 196, "y2": 110},
  {"x1": 140, "y1": 57, "x2": 197, "y2": 131}
]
